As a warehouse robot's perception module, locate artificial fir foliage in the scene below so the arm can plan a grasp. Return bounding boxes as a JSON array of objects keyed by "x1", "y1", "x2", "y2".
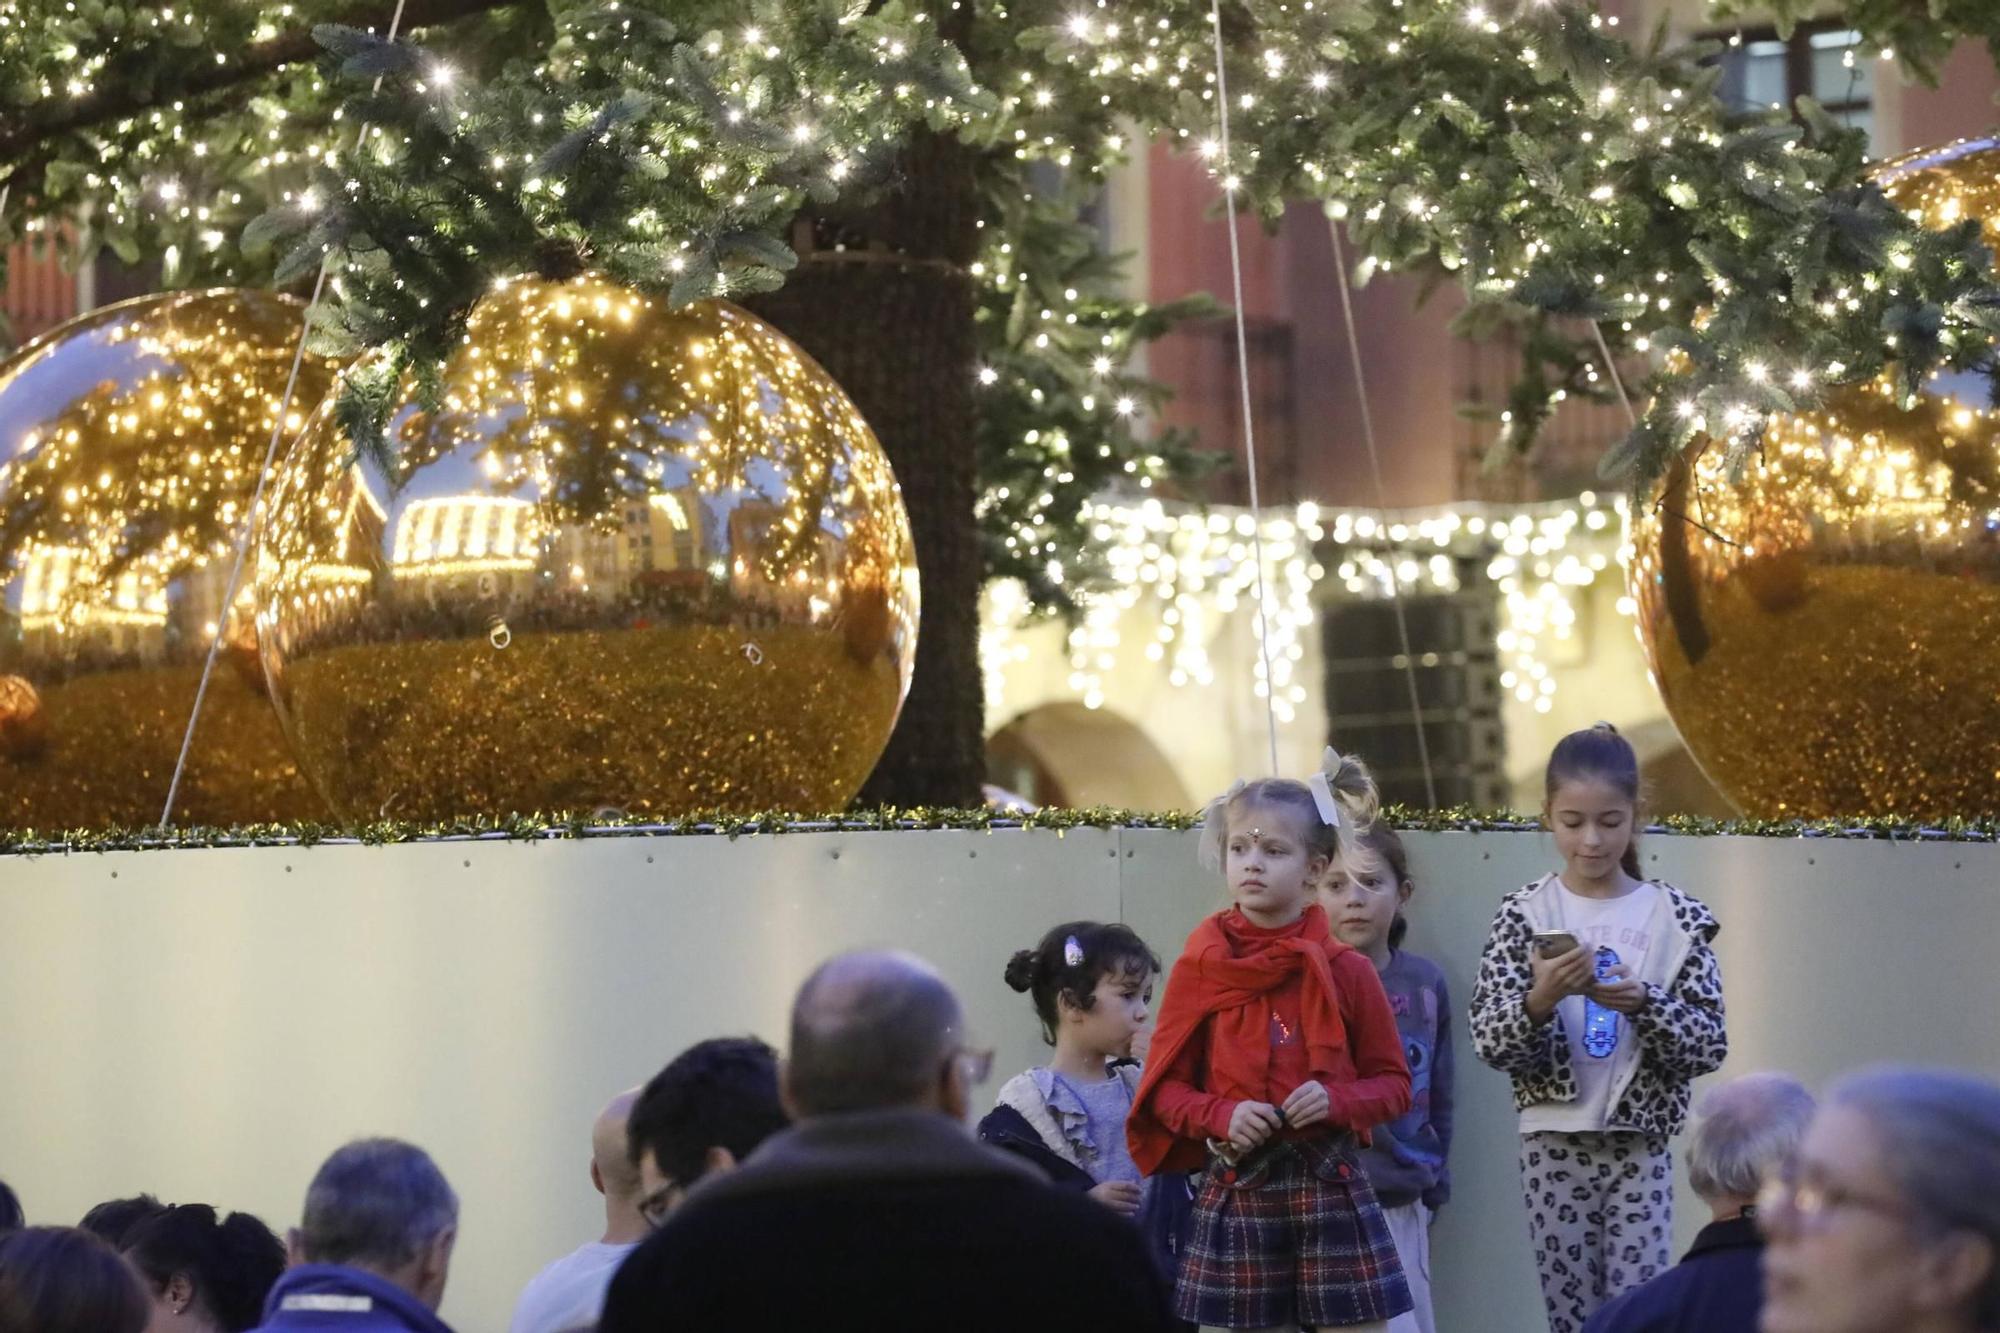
[
  {"x1": 4, "y1": 804, "x2": 1998, "y2": 856},
  {"x1": 5, "y1": 0, "x2": 2000, "y2": 546}
]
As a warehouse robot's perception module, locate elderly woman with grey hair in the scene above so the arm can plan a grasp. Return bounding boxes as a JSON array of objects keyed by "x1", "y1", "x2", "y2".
[
  {"x1": 1584, "y1": 1073, "x2": 1816, "y2": 1333},
  {"x1": 1763, "y1": 1067, "x2": 2000, "y2": 1333}
]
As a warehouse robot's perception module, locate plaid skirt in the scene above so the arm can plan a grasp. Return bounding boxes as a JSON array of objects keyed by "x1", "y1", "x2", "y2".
[{"x1": 1175, "y1": 1136, "x2": 1412, "y2": 1329}]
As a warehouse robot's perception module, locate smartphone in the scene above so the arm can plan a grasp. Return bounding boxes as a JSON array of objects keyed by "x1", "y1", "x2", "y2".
[{"x1": 1532, "y1": 929, "x2": 1580, "y2": 958}]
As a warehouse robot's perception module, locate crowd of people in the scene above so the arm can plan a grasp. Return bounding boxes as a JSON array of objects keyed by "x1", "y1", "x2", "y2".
[{"x1": 4, "y1": 722, "x2": 2000, "y2": 1333}]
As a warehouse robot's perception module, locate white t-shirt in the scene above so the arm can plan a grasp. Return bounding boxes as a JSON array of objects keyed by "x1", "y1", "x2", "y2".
[
  {"x1": 1520, "y1": 879, "x2": 1658, "y2": 1134},
  {"x1": 509, "y1": 1240, "x2": 638, "y2": 1333}
]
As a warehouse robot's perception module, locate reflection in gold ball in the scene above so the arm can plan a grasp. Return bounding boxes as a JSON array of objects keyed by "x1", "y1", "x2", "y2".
[
  {"x1": 255, "y1": 275, "x2": 919, "y2": 820},
  {"x1": 1632, "y1": 139, "x2": 2000, "y2": 818},
  {"x1": 1874, "y1": 137, "x2": 2000, "y2": 249},
  {"x1": 0, "y1": 675, "x2": 46, "y2": 760},
  {"x1": 0, "y1": 289, "x2": 339, "y2": 828}
]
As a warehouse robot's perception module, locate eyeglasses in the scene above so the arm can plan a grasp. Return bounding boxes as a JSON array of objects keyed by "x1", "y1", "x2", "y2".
[
  {"x1": 951, "y1": 1045, "x2": 996, "y2": 1086},
  {"x1": 1758, "y1": 1171, "x2": 1911, "y2": 1234},
  {"x1": 638, "y1": 1179, "x2": 685, "y2": 1230}
]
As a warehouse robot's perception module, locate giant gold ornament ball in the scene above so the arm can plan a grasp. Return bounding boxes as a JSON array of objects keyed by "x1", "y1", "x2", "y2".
[
  {"x1": 1630, "y1": 140, "x2": 2000, "y2": 819},
  {"x1": 254, "y1": 275, "x2": 919, "y2": 821},
  {"x1": 0, "y1": 289, "x2": 339, "y2": 829}
]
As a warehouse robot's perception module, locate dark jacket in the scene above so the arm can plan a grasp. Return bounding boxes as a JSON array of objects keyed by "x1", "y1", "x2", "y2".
[
  {"x1": 1580, "y1": 1215, "x2": 1763, "y2": 1333},
  {"x1": 977, "y1": 1067, "x2": 1198, "y2": 1303},
  {"x1": 979, "y1": 1100, "x2": 1097, "y2": 1190},
  {"x1": 601, "y1": 1106, "x2": 1177, "y2": 1331},
  {"x1": 251, "y1": 1265, "x2": 454, "y2": 1333}
]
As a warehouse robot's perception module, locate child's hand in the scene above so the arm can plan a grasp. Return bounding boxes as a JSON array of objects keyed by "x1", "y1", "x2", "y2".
[
  {"x1": 1590, "y1": 963, "x2": 1648, "y2": 1014},
  {"x1": 1227, "y1": 1100, "x2": 1283, "y2": 1152},
  {"x1": 1089, "y1": 1181, "x2": 1144, "y2": 1216},
  {"x1": 1281, "y1": 1080, "x2": 1331, "y2": 1129},
  {"x1": 1526, "y1": 941, "x2": 1594, "y2": 1022}
]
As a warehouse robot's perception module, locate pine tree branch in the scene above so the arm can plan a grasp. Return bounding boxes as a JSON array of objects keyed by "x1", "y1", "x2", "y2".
[{"x1": 0, "y1": 0, "x2": 524, "y2": 194}]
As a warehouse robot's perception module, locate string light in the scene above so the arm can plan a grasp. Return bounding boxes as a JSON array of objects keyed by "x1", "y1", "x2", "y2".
[{"x1": 983, "y1": 494, "x2": 1629, "y2": 722}]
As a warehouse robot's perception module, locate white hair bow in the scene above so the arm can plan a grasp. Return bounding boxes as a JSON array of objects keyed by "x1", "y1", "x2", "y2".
[{"x1": 1307, "y1": 765, "x2": 1342, "y2": 832}]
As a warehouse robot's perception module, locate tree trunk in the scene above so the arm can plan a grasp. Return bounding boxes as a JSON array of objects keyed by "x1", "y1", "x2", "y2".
[{"x1": 745, "y1": 127, "x2": 987, "y2": 808}]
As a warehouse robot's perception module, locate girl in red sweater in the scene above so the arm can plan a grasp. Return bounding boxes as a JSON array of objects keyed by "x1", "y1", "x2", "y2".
[{"x1": 1129, "y1": 753, "x2": 1413, "y2": 1332}]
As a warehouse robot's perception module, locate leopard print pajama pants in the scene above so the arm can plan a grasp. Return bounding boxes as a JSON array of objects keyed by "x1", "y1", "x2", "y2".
[{"x1": 1517, "y1": 1130, "x2": 1673, "y2": 1333}]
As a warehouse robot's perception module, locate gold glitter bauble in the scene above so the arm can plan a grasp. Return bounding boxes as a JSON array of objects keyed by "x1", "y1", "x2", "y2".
[
  {"x1": 0, "y1": 289, "x2": 340, "y2": 828},
  {"x1": 254, "y1": 275, "x2": 919, "y2": 820},
  {"x1": 1631, "y1": 139, "x2": 2000, "y2": 817}
]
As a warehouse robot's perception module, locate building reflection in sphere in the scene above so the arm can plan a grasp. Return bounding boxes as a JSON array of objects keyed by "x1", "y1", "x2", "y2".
[
  {"x1": 0, "y1": 289, "x2": 339, "y2": 828},
  {"x1": 256, "y1": 276, "x2": 919, "y2": 820}
]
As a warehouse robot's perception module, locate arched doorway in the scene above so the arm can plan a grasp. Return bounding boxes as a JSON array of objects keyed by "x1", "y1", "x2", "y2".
[{"x1": 986, "y1": 703, "x2": 1195, "y2": 812}]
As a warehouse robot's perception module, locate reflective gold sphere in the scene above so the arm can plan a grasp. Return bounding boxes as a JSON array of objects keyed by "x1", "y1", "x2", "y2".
[
  {"x1": 255, "y1": 275, "x2": 919, "y2": 820},
  {"x1": 1631, "y1": 138, "x2": 2000, "y2": 817},
  {"x1": 0, "y1": 289, "x2": 339, "y2": 828}
]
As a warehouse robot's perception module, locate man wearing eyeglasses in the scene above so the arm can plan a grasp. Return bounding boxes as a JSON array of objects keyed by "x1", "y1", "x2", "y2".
[
  {"x1": 599, "y1": 949, "x2": 1177, "y2": 1331},
  {"x1": 628, "y1": 1036, "x2": 793, "y2": 1229}
]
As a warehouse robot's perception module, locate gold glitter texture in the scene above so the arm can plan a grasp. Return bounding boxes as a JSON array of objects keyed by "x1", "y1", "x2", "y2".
[
  {"x1": 1631, "y1": 140, "x2": 2000, "y2": 818},
  {"x1": 0, "y1": 289, "x2": 340, "y2": 827},
  {"x1": 255, "y1": 275, "x2": 919, "y2": 821}
]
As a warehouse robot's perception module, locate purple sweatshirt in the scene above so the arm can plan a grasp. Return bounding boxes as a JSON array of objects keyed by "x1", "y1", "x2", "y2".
[{"x1": 1355, "y1": 948, "x2": 1455, "y2": 1209}]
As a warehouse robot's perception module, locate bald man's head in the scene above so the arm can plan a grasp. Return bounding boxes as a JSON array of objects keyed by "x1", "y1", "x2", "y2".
[
  {"x1": 590, "y1": 1090, "x2": 643, "y2": 1203},
  {"x1": 786, "y1": 951, "x2": 964, "y2": 1117}
]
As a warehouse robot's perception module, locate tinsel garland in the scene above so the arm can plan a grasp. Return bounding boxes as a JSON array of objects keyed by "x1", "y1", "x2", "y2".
[{"x1": 4, "y1": 804, "x2": 1996, "y2": 856}]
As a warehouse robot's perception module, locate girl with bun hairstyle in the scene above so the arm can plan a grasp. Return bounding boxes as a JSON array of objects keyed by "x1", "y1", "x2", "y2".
[
  {"x1": 981, "y1": 920, "x2": 1198, "y2": 1318},
  {"x1": 980, "y1": 921, "x2": 1163, "y2": 1212},
  {"x1": 123, "y1": 1203, "x2": 287, "y2": 1333}
]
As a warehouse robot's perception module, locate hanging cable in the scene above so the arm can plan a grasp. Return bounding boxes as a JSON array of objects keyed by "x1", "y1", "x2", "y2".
[
  {"x1": 159, "y1": 0, "x2": 412, "y2": 829},
  {"x1": 1326, "y1": 216, "x2": 1437, "y2": 808},
  {"x1": 1207, "y1": 0, "x2": 1281, "y2": 774}
]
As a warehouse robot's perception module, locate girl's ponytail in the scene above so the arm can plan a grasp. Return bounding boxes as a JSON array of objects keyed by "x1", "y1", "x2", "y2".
[{"x1": 1315, "y1": 747, "x2": 1382, "y2": 878}]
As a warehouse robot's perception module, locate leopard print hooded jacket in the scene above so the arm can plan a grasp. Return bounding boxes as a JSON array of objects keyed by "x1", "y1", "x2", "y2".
[{"x1": 1468, "y1": 876, "x2": 1727, "y2": 1138}]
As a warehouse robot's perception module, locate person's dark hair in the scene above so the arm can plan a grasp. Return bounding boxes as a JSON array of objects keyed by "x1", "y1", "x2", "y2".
[
  {"x1": 1347, "y1": 822, "x2": 1416, "y2": 949},
  {"x1": 1005, "y1": 922, "x2": 1160, "y2": 1046},
  {"x1": 788, "y1": 951, "x2": 961, "y2": 1116},
  {"x1": 79, "y1": 1195, "x2": 167, "y2": 1247},
  {"x1": 1544, "y1": 721, "x2": 1644, "y2": 880},
  {"x1": 298, "y1": 1139, "x2": 457, "y2": 1271},
  {"x1": 0, "y1": 1226, "x2": 149, "y2": 1333},
  {"x1": 628, "y1": 1038, "x2": 790, "y2": 1190},
  {"x1": 0, "y1": 1183, "x2": 19, "y2": 1234},
  {"x1": 124, "y1": 1204, "x2": 286, "y2": 1333},
  {"x1": 1830, "y1": 1068, "x2": 2000, "y2": 1327}
]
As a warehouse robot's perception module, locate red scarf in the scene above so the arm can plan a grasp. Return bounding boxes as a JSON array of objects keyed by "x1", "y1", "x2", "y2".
[{"x1": 1127, "y1": 904, "x2": 1354, "y2": 1175}]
